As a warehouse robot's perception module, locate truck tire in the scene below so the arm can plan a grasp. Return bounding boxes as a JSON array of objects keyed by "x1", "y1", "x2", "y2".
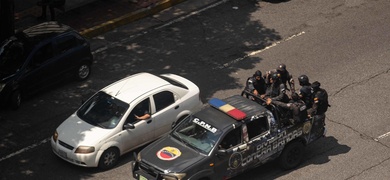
[{"x1": 279, "y1": 140, "x2": 304, "y2": 170}]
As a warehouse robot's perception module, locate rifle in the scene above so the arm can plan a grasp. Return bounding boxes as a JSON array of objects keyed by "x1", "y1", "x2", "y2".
[{"x1": 241, "y1": 90, "x2": 267, "y2": 104}]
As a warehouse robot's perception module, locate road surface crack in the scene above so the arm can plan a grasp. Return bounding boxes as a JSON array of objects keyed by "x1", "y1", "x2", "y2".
[
  {"x1": 346, "y1": 156, "x2": 390, "y2": 180},
  {"x1": 327, "y1": 116, "x2": 390, "y2": 149},
  {"x1": 331, "y1": 68, "x2": 390, "y2": 97}
]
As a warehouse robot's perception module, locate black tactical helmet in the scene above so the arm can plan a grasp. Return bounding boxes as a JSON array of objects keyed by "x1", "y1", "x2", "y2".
[
  {"x1": 254, "y1": 70, "x2": 262, "y2": 77},
  {"x1": 298, "y1": 75, "x2": 309, "y2": 85},
  {"x1": 311, "y1": 81, "x2": 321, "y2": 91},
  {"x1": 277, "y1": 63, "x2": 286, "y2": 72},
  {"x1": 270, "y1": 72, "x2": 280, "y2": 80}
]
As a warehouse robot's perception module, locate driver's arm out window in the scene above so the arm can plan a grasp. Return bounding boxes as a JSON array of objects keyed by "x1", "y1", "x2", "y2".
[{"x1": 126, "y1": 98, "x2": 150, "y2": 124}]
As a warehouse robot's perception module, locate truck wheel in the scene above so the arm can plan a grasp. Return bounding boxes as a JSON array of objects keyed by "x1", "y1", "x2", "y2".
[
  {"x1": 10, "y1": 90, "x2": 21, "y2": 110},
  {"x1": 279, "y1": 140, "x2": 304, "y2": 170},
  {"x1": 98, "y1": 148, "x2": 119, "y2": 170}
]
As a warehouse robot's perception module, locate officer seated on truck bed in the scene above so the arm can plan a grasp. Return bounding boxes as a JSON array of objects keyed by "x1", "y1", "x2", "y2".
[{"x1": 266, "y1": 92, "x2": 308, "y2": 126}]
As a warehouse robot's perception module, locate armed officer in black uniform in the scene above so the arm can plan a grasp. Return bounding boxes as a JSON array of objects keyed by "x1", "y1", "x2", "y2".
[
  {"x1": 276, "y1": 63, "x2": 295, "y2": 93},
  {"x1": 307, "y1": 81, "x2": 330, "y2": 137},
  {"x1": 266, "y1": 92, "x2": 308, "y2": 125},
  {"x1": 244, "y1": 70, "x2": 267, "y2": 101},
  {"x1": 297, "y1": 75, "x2": 313, "y2": 109},
  {"x1": 261, "y1": 72, "x2": 289, "y2": 103}
]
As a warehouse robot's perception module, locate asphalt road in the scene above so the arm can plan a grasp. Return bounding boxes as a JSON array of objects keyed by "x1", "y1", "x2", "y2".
[{"x1": 1, "y1": 0, "x2": 390, "y2": 179}]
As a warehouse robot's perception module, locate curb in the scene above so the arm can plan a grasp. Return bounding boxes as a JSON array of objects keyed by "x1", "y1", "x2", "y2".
[{"x1": 80, "y1": 0, "x2": 187, "y2": 38}]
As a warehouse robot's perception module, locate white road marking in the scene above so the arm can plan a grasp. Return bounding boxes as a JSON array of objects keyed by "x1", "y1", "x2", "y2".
[
  {"x1": 0, "y1": 138, "x2": 50, "y2": 162},
  {"x1": 214, "y1": 31, "x2": 306, "y2": 69},
  {"x1": 374, "y1": 131, "x2": 390, "y2": 141}
]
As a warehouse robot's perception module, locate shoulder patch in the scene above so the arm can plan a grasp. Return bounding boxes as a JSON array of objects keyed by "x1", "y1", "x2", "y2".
[
  {"x1": 314, "y1": 97, "x2": 319, "y2": 103},
  {"x1": 300, "y1": 105, "x2": 307, "y2": 111}
]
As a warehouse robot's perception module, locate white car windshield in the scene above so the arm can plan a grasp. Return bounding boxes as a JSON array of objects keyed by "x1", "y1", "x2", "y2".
[
  {"x1": 77, "y1": 91, "x2": 129, "y2": 129},
  {"x1": 172, "y1": 115, "x2": 222, "y2": 154}
]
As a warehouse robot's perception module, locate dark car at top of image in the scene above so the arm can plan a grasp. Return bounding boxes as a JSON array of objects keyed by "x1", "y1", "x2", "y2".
[{"x1": 0, "y1": 21, "x2": 93, "y2": 110}]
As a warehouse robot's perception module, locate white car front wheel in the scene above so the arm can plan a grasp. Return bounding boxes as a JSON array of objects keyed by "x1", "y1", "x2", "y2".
[{"x1": 98, "y1": 148, "x2": 119, "y2": 169}]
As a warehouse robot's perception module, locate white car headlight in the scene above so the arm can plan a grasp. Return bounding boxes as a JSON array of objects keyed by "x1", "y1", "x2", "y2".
[
  {"x1": 52, "y1": 131, "x2": 58, "y2": 142},
  {"x1": 75, "y1": 146, "x2": 95, "y2": 154}
]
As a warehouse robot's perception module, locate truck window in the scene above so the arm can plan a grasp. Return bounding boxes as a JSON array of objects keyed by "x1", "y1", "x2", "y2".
[
  {"x1": 219, "y1": 127, "x2": 241, "y2": 149},
  {"x1": 246, "y1": 117, "x2": 269, "y2": 140}
]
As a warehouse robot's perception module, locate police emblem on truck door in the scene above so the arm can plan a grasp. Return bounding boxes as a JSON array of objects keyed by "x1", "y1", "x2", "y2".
[{"x1": 228, "y1": 152, "x2": 242, "y2": 169}]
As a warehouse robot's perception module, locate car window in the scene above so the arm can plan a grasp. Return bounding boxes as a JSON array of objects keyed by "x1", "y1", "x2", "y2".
[
  {"x1": 246, "y1": 116, "x2": 269, "y2": 140},
  {"x1": 56, "y1": 35, "x2": 78, "y2": 54},
  {"x1": 31, "y1": 43, "x2": 53, "y2": 66},
  {"x1": 153, "y1": 91, "x2": 175, "y2": 112},
  {"x1": 219, "y1": 127, "x2": 242, "y2": 149},
  {"x1": 77, "y1": 91, "x2": 129, "y2": 129},
  {"x1": 0, "y1": 41, "x2": 25, "y2": 74},
  {"x1": 126, "y1": 98, "x2": 151, "y2": 124},
  {"x1": 158, "y1": 75, "x2": 189, "y2": 90}
]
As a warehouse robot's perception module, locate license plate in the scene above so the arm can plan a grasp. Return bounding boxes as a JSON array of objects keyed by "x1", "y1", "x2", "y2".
[
  {"x1": 139, "y1": 175, "x2": 148, "y2": 180},
  {"x1": 58, "y1": 149, "x2": 67, "y2": 159}
]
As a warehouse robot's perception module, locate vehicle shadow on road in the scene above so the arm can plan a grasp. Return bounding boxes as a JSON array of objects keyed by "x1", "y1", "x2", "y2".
[
  {"x1": 304, "y1": 136, "x2": 351, "y2": 165},
  {"x1": 231, "y1": 136, "x2": 350, "y2": 179}
]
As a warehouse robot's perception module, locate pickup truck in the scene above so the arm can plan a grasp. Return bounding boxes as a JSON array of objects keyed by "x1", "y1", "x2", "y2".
[{"x1": 131, "y1": 94, "x2": 326, "y2": 180}]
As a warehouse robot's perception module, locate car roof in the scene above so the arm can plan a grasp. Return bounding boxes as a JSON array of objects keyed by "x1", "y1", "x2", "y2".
[
  {"x1": 195, "y1": 95, "x2": 269, "y2": 130},
  {"x1": 101, "y1": 72, "x2": 170, "y2": 104},
  {"x1": 16, "y1": 22, "x2": 74, "y2": 44}
]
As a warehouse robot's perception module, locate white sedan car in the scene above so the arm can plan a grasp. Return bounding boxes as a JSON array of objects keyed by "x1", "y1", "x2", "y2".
[{"x1": 51, "y1": 72, "x2": 203, "y2": 169}]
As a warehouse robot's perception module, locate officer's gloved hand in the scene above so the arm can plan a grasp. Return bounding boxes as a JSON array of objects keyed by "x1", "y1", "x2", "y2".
[{"x1": 266, "y1": 98, "x2": 272, "y2": 105}]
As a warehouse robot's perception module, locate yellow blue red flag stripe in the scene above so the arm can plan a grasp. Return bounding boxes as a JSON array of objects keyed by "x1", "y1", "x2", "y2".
[{"x1": 208, "y1": 98, "x2": 246, "y2": 120}]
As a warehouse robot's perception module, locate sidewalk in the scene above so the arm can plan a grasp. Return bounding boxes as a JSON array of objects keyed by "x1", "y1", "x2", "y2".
[{"x1": 14, "y1": 0, "x2": 188, "y2": 38}]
